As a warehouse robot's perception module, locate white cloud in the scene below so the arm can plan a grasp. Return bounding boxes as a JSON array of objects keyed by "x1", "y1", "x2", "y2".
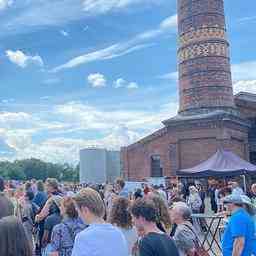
[
  {"x1": 11, "y1": 124, "x2": 140, "y2": 163},
  {"x1": 6, "y1": 50, "x2": 44, "y2": 68},
  {"x1": 127, "y1": 82, "x2": 138, "y2": 89},
  {"x1": 0, "y1": 0, "x2": 12, "y2": 10},
  {"x1": 113, "y1": 78, "x2": 139, "y2": 89},
  {"x1": 137, "y1": 14, "x2": 177, "y2": 40},
  {"x1": 87, "y1": 73, "x2": 106, "y2": 88},
  {"x1": 52, "y1": 43, "x2": 153, "y2": 72},
  {"x1": 231, "y1": 61, "x2": 256, "y2": 94},
  {"x1": 232, "y1": 61, "x2": 256, "y2": 81},
  {"x1": 233, "y1": 80, "x2": 256, "y2": 94},
  {"x1": 160, "y1": 14, "x2": 178, "y2": 30},
  {"x1": 0, "y1": 96, "x2": 179, "y2": 163},
  {"x1": 113, "y1": 78, "x2": 126, "y2": 88},
  {"x1": 82, "y1": 0, "x2": 160, "y2": 14},
  {"x1": 60, "y1": 30, "x2": 69, "y2": 37},
  {"x1": 238, "y1": 16, "x2": 256, "y2": 24},
  {"x1": 52, "y1": 14, "x2": 177, "y2": 72},
  {"x1": 2, "y1": 0, "x2": 161, "y2": 35}
]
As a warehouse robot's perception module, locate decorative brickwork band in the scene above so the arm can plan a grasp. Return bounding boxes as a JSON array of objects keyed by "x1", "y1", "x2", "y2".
[
  {"x1": 179, "y1": 26, "x2": 226, "y2": 47},
  {"x1": 178, "y1": 0, "x2": 234, "y2": 113},
  {"x1": 178, "y1": 41, "x2": 229, "y2": 64}
]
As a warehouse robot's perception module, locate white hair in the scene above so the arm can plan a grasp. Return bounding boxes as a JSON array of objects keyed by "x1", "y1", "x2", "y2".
[{"x1": 173, "y1": 202, "x2": 192, "y2": 220}]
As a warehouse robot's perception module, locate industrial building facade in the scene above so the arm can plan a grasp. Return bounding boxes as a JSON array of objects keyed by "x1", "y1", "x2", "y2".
[{"x1": 121, "y1": 0, "x2": 256, "y2": 181}]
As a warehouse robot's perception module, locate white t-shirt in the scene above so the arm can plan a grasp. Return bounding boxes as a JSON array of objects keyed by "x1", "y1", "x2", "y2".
[{"x1": 71, "y1": 223, "x2": 128, "y2": 256}]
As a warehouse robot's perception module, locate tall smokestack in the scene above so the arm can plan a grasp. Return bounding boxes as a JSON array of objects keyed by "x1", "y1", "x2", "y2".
[{"x1": 178, "y1": 0, "x2": 235, "y2": 114}]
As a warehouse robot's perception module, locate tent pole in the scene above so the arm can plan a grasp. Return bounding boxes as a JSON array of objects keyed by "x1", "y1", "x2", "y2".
[{"x1": 242, "y1": 173, "x2": 247, "y2": 194}]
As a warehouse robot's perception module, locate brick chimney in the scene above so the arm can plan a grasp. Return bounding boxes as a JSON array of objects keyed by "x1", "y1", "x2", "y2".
[{"x1": 178, "y1": 0, "x2": 235, "y2": 114}]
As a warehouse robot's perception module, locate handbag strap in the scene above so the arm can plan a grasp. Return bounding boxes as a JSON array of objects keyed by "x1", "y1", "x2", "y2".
[{"x1": 183, "y1": 223, "x2": 202, "y2": 247}]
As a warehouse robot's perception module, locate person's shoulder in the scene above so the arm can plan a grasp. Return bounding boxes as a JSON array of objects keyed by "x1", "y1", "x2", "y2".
[
  {"x1": 142, "y1": 233, "x2": 165, "y2": 242},
  {"x1": 231, "y1": 209, "x2": 250, "y2": 222},
  {"x1": 74, "y1": 227, "x2": 92, "y2": 242}
]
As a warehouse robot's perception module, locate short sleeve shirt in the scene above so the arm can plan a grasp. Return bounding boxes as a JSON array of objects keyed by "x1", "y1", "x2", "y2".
[
  {"x1": 139, "y1": 233, "x2": 179, "y2": 256},
  {"x1": 222, "y1": 208, "x2": 255, "y2": 256},
  {"x1": 71, "y1": 223, "x2": 128, "y2": 256}
]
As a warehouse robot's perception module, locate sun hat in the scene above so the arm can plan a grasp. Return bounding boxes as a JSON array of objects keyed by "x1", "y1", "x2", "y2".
[{"x1": 223, "y1": 194, "x2": 256, "y2": 215}]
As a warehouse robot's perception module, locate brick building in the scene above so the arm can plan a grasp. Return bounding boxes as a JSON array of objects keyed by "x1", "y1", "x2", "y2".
[{"x1": 121, "y1": 0, "x2": 256, "y2": 181}]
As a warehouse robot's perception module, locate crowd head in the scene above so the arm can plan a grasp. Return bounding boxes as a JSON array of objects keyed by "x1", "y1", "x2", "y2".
[{"x1": 73, "y1": 187, "x2": 105, "y2": 223}]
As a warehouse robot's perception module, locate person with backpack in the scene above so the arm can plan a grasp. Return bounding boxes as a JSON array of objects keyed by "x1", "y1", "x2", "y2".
[{"x1": 50, "y1": 197, "x2": 87, "y2": 256}]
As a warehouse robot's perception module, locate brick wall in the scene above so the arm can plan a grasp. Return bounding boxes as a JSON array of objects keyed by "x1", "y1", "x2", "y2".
[{"x1": 123, "y1": 122, "x2": 249, "y2": 181}]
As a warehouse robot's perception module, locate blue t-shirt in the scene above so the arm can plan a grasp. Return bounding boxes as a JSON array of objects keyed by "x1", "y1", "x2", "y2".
[
  {"x1": 222, "y1": 208, "x2": 255, "y2": 256},
  {"x1": 71, "y1": 223, "x2": 128, "y2": 256}
]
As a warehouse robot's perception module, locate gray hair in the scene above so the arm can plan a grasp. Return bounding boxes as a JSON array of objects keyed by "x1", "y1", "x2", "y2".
[{"x1": 173, "y1": 202, "x2": 192, "y2": 220}]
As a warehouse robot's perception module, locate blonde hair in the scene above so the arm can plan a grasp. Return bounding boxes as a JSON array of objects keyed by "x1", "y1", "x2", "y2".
[{"x1": 74, "y1": 188, "x2": 105, "y2": 217}]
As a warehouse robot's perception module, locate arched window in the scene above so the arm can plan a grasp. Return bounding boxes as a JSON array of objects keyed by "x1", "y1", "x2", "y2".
[{"x1": 151, "y1": 155, "x2": 163, "y2": 177}]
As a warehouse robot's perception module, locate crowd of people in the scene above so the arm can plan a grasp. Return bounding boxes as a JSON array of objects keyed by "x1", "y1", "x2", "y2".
[{"x1": 0, "y1": 176, "x2": 256, "y2": 256}]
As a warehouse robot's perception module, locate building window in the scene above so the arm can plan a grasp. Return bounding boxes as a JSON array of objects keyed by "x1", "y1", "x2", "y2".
[{"x1": 151, "y1": 155, "x2": 163, "y2": 177}]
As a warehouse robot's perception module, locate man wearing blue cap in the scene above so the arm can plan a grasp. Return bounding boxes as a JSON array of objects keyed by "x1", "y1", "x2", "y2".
[{"x1": 222, "y1": 194, "x2": 255, "y2": 256}]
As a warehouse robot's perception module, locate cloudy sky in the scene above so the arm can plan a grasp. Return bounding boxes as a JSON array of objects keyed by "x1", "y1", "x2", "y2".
[{"x1": 1, "y1": 0, "x2": 256, "y2": 163}]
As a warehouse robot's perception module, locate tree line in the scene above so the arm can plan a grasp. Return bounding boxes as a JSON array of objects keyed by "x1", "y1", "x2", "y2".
[{"x1": 0, "y1": 158, "x2": 79, "y2": 182}]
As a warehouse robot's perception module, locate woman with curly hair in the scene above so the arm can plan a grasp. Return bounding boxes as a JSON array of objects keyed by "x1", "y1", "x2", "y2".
[
  {"x1": 148, "y1": 193, "x2": 172, "y2": 234},
  {"x1": 109, "y1": 197, "x2": 138, "y2": 256}
]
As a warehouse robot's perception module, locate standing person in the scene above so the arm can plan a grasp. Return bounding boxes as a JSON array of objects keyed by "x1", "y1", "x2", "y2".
[
  {"x1": 0, "y1": 216, "x2": 32, "y2": 256},
  {"x1": 42, "y1": 196, "x2": 62, "y2": 256},
  {"x1": 21, "y1": 191, "x2": 39, "y2": 248},
  {"x1": 50, "y1": 197, "x2": 87, "y2": 256},
  {"x1": 157, "y1": 185, "x2": 167, "y2": 203},
  {"x1": 33, "y1": 181, "x2": 48, "y2": 255},
  {"x1": 72, "y1": 188, "x2": 128, "y2": 256},
  {"x1": 195, "y1": 183, "x2": 205, "y2": 213},
  {"x1": 36, "y1": 178, "x2": 62, "y2": 222},
  {"x1": 148, "y1": 194, "x2": 172, "y2": 234},
  {"x1": 31, "y1": 179, "x2": 38, "y2": 195},
  {"x1": 131, "y1": 198, "x2": 179, "y2": 256},
  {"x1": 187, "y1": 186, "x2": 202, "y2": 214},
  {"x1": 249, "y1": 183, "x2": 256, "y2": 205},
  {"x1": 228, "y1": 181, "x2": 244, "y2": 196},
  {"x1": 25, "y1": 182, "x2": 33, "y2": 193},
  {"x1": 115, "y1": 178, "x2": 129, "y2": 199},
  {"x1": 104, "y1": 184, "x2": 116, "y2": 215},
  {"x1": 0, "y1": 176, "x2": 14, "y2": 219},
  {"x1": 208, "y1": 182, "x2": 218, "y2": 213},
  {"x1": 143, "y1": 184, "x2": 150, "y2": 196},
  {"x1": 33, "y1": 180, "x2": 48, "y2": 209},
  {"x1": 134, "y1": 188, "x2": 143, "y2": 200},
  {"x1": 222, "y1": 194, "x2": 255, "y2": 256},
  {"x1": 170, "y1": 202, "x2": 198, "y2": 256},
  {"x1": 109, "y1": 197, "x2": 138, "y2": 256},
  {"x1": 7, "y1": 188, "x2": 22, "y2": 219},
  {"x1": 187, "y1": 186, "x2": 202, "y2": 232}
]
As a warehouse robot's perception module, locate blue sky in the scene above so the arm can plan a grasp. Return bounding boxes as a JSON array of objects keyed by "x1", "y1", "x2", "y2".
[{"x1": 0, "y1": 0, "x2": 256, "y2": 163}]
